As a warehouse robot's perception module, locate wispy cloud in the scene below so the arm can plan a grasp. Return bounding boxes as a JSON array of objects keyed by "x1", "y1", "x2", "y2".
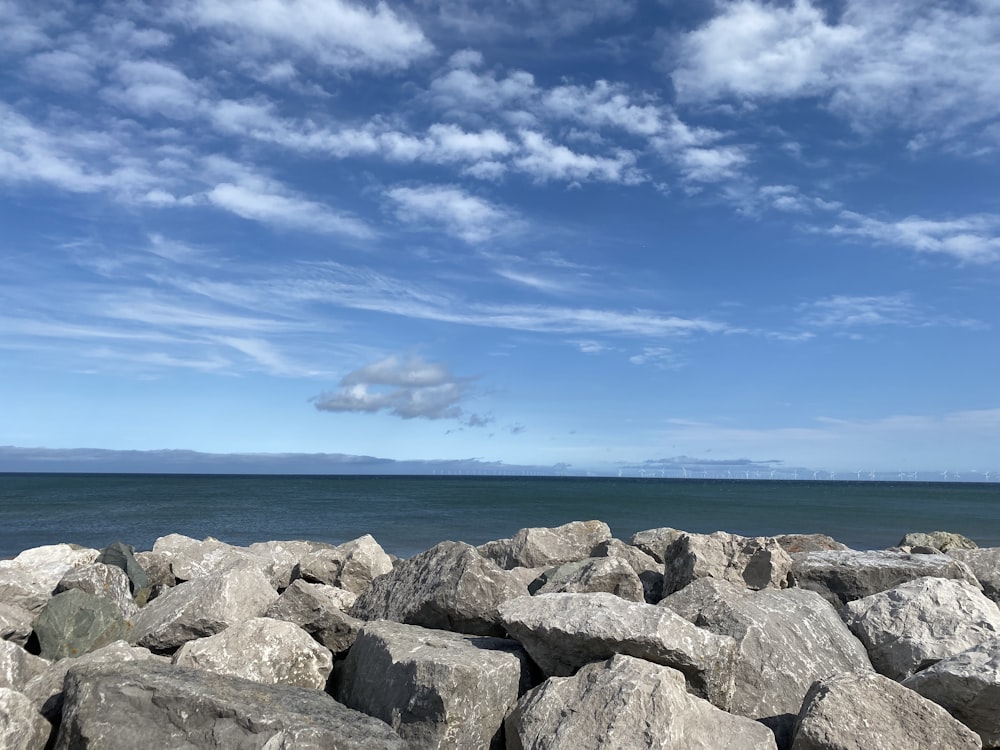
[{"x1": 385, "y1": 184, "x2": 518, "y2": 243}]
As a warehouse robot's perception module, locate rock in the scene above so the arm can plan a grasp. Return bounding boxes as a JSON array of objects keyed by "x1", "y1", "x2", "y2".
[
  {"x1": 948, "y1": 548, "x2": 1000, "y2": 605},
  {"x1": 21, "y1": 640, "x2": 160, "y2": 722},
  {"x1": 0, "y1": 602, "x2": 33, "y2": 647},
  {"x1": 498, "y1": 592, "x2": 737, "y2": 708},
  {"x1": 841, "y1": 577, "x2": 1000, "y2": 680},
  {"x1": 899, "y1": 532, "x2": 978, "y2": 552},
  {"x1": 790, "y1": 671, "x2": 982, "y2": 750},
  {"x1": 0, "y1": 640, "x2": 49, "y2": 692},
  {"x1": 247, "y1": 539, "x2": 335, "y2": 590},
  {"x1": 130, "y1": 564, "x2": 278, "y2": 653},
  {"x1": 662, "y1": 578, "x2": 873, "y2": 749},
  {"x1": 95, "y1": 541, "x2": 151, "y2": 602},
  {"x1": 628, "y1": 526, "x2": 685, "y2": 564},
  {"x1": 903, "y1": 636, "x2": 1000, "y2": 748},
  {"x1": 662, "y1": 531, "x2": 794, "y2": 596},
  {"x1": 532, "y1": 556, "x2": 645, "y2": 602},
  {"x1": 53, "y1": 660, "x2": 407, "y2": 749},
  {"x1": 293, "y1": 534, "x2": 393, "y2": 595},
  {"x1": 54, "y1": 563, "x2": 139, "y2": 619},
  {"x1": 350, "y1": 541, "x2": 525, "y2": 637},
  {"x1": 506, "y1": 654, "x2": 777, "y2": 750},
  {"x1": 134, "y1": 550, "x2": 176, "y2": 589},
  {"x1": 173, "y1": 617, "x2": 332, "y2": 690},
  {"x1": 334, "y1": 620, "x2": 533, "y2": 749},
  {"x1": 477, "y1": 520, "x2": 612, "y2": 570},
  {"x1": 152, "y1": 533, "x2": 267, "y2": 583},
  {"x1": 0, "y1": 687, "x2": 51, "y2": 750},
  {"x1": 31, "y1": 589, "x2": 131, "y2": 660},
  {"x1": 593, "y1": 538, "x2": 664, "y2": 602},
  {"x1": 791, "y1": 549, "x2": 981, "y2": 606},
  {"x1": 508, "y1": 566, "x2": 549, "y2": 590},
  {"x1": 774, "y1": 534, "x2": 849, "y2": 554},
  {"x1": 264, "y1": 579, "x2": 364, "y2": 653},
  {"x1": 0, "y1": 544, "x2": 99, "y2": 614}
]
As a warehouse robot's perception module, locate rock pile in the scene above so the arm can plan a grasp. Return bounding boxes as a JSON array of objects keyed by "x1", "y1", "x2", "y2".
[{"x1": 0, "y1": 523, "x2": 998, "y2": 749}]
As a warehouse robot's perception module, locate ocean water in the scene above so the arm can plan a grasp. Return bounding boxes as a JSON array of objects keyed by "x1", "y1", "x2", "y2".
[{"x1": 1, "y1": 473, "x2": 998, "y2": 558}]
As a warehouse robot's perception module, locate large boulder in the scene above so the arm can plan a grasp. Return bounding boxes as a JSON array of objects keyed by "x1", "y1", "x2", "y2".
[
  {"x1": 662, "y1": 578, "x2": 873, "y2": 748},
  {"x1": 841, "y1": 577, "x2": 1000, "y2": 680},
  {"x1": 948, "y1": 548, "x2": 1000, "y2": 605},
  {"x1": 903, "y1": 636, "x2": 1000, "y2": 748},
  {"x1": 247, "y1": 539, "x2": 336, "y2": 590},
  {"x1": 95, "y1": 541, "x2": 151, "y2": 602},
  {"x1": 0, "y1": 544, "x2": 99, "y2": 614},
  {"x1": 53, "y1": 660, "x2": 407, "y2": 749},
  {"x1": 774, "y1": 534, "x2": 849, "y2": 554},
  {"x1": 791, "y1": 550, "x2": 981, "y2": 606},
  {"x1": 477, "y1": 521, "x2": 612, "y2": 570},
  {"x1": 134, "y1": 550, "x2": 176, "y2": 589},
  {"x1": 265, "y1": 579, "x2": 363, "y2": 653},
  {"x1": 173, "y1": 617, "x2": 332, "y2": 690},
  {"x1": 293, "y1": 534, "x2": 393, "y2": 595},
  {"x1": 151, "y1": 534, "x2": 267, "y2": 583},
  {"x1": 506, "y1": 654, "x2": 777, "y2": 750},
  {"x1": 0, "y1": 640, "x2": 49, "y2": 692},
  {"x1": 899, "y1": 532, "x2": 977, "y2": 552},
  {"x1": 31, "y1": 589, "x2": 131, "y2": 660},
  {"x1": 531, "y1": 556, "x2": 645, "y2": 602},
  {"x1": 790, "y1": 671, "x2": 982, "y2": 749},
  {"x1": 334, "y1": 620, "x2": 533, "y2": 749},
  {"x1": 350, "y1": 541, "x2": 525, "y2": 637},
  {"x1": 498, "y1": 592, "x2": 737, "y2": 708},
  {"x1": 628, "y1": 527, "x2": 685, "y2": 564},
  {"x1": 0, "y1": 602, "x2": 33, "y2": 647},
  {"x1": 54, "y1": 562, "x2": 139, "y2": 619},
  {"x1": 0, "y1": 687, "x2": 51, "y2": 750},
  {"x1": 592, "y1": 538, "x2": 664, "y2": 602},
  {"x1": 663, "y1": 531, "x2": 793, "y2": 596},
  {"x1": 130, "y1": 564, "x2": 278, "y2": 653}
]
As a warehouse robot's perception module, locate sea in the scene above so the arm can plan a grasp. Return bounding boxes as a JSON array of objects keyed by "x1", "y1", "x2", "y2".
[{"x1": 1, "y1": 473, "x2": 999, "y2": 559}]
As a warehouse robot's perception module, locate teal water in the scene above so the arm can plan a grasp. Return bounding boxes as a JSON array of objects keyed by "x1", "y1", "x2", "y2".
[{"x1": 1, "y1": 474, "x2": 998, "y2": 558}]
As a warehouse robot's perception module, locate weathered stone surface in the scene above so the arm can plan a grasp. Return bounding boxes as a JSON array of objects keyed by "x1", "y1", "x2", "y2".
[
  {"x1": 508, "y1": 566, "x2": 549, "y2": 590},
  {"x1": 152, "y1": 533, "x2": 267, "y2": 583},
  {"x1": 628, "y1": 527, "x2": 685, "y2": 564},
  {"x1": 841, "y1": 577, "x2": 1000, "y2": 680},
  {"x1": 0, "y1": 602, "x2": 33, "y2": 647},
  {"x1": 663, "y1": 531, "x2": 794, "y2": 596},
  {"x1": 593, "y1": 538, "x2": 664, "y2": 602},
  {"x1": 293, "y1": 534, "x2": 393, "y2": 595},
  {"x1": 130, "y1": 564, "x2": 278, "y2": 652},
  {"x1": 791, "y1": 549, "x2": 981, "y2": 606},
  {"x1": 21, "y1": 640, "x2": 160, "y2": 722},
  {"x1": 900, "y1": 531, "x2": 978, "y2": 552},
  {"x1": 134, "y1": 549, "x2": 176, "y2": 589},
  {"x1": 498, "y1": 592, "x2": 737, "y2": 708},
  {"x1": 95, "y1": 541, "x2": 151, "y2": 601},
  {"x1": 949, "y1": 548, "x2": 1000, "y2": 605},
  {"x1": 264, "y1": 579, "x2": 363, "y2": 653},
  {"x1": 903, "y1": 636, "x2": 1000, "y2": 748},
  {"x1": 0, "y1": 687, "x2": 51, "y2": 750},
  {"x1": 662, "y1": 578, "x2": 872, "y2": 749},
  {"x1": 477, "y1": 520, "x2": 612, "y2": 570},
  {"x1": 0, "y1": 544, "x2": 99, "y2": 614},
  {"x1": 54, "y1": 562, "x2": 139, "y2": 619},
  {"x1": 53, "y1": 660, "x2": 407, "y2": 749},
  {"x1": 173, "y1": 617, "x2": 332, "y2": 690},
  {"x1": 0, "y1": 640, "x2": 49, "y2": 692},
  {"x1": 350, "y1": 541, "x2": 525, "y2": 637},
  {"x1": 506, "y1": 654, "x2": 776, "y2": 750},
  {"x1": 790, "y1": 671, "x2": 982, "y2": 750},
  {"x1": 32, "y1": 589, "x2": 131, "y2": 661},
  {"x1": 775, "y1": 534, "x2": 849, "y2": 554},
  {"x1": 532, "y1": 556, "x2": 645, "y2": 602},
  {"x1": 334, "y1": 620, "x2": 532, "y2": 749},
  {"x1": 247, "y1": 539, "x2": 334, "y2": 590}
]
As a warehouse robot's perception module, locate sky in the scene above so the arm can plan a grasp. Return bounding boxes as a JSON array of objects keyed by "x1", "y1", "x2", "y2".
[{"x1": 1, "y1": 0, "x2": 999, "y2": 478}]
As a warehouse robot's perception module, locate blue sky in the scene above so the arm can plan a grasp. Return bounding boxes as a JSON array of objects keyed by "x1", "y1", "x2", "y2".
[{"x1": 2, "y1": 0, "x2": 999, "y2": 477}]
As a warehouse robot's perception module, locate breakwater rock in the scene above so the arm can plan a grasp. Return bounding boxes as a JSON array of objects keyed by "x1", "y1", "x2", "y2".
[{"x1": 0, "y1": 522, "x2": 997, "y2": 749}]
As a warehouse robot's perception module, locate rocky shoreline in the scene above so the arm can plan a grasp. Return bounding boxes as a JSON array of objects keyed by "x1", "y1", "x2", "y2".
[{"x1": 1, "y1": 522, "x2": 998, "y2": 749}]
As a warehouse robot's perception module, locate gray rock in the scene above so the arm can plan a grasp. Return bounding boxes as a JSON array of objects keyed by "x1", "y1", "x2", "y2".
[
  {"x1": 293, "y1": 534, "x2": 393, "y2": 595},
  {"x1": 21, "y1": 640, "x2": 160, "y2": 722},
  {"x1": 791, "y1": 549, "x2": 981, "y2": 606},
  {"x1": 477, "y1": 520, "x2": 612, "y2": 570},
  {"x1": 152, "y1": 533, "x2": 268, "y2": 583},
  {"x1": 31, "y1": 589, "x2": 131, "y2": 660},
  {"x1": 662, "y1": 578, "x2": 872, "y2": 749},
  {"x1": 903, "y1": 636, "x2": 1000, "y2": 748},
  {"x1": 841, "y1": 576, "x2": 1000, "y2": 680},
  {"x1": 0, "y1": 687, "x2": 51, "y2": 750},
  {"x1": 53, "y1": 659, "x2": 407, "y2": 749},
  {"x1": 350, "y1": 541, "x2": 526, "y2": 637},
  {"x1": 0, "y1": 602, "x2": 33, "y2": 647},
  {"x1": 506, "y1": 654, "x2": 777, "y2": 750},
  {"x1": 334, "y1": 620, "x2": 532, "y2": 749},
  {"x1": 134, "y1": 549, "x2": 177, "y2": 589},
  {"x1": 628, "y1": 526, "x2": 685, "y2": 564},
  {"x1": 949, "y1": 548, "x2": 1000, "y2": 605},
  {"x1": 96, "y1": 541, "x2": 151, "y2": 601},
  {"x1": 0, "y1": 640, "x2": 49, "y2": 692},
  {"x1": 0, "y1": 544, "x2": 99, "y2": 614},
  {"x1": 663, "y1": 531, "x2": 794, "y2": 596},
  {"x1": 54, "y1": 562, "x2": 139, "y2": 619},
  {"x1": 532, "y1": 556, "x2": 645, "y2": 602},
  {"x1": 508, "y1": 566, "x2": 549, "y2": 590},
  {"x1": 264, "y1": 579, "x2": 364, "y2": 653},
  {"x1": 247, "y1": 539, "x2": 335, "y2": 590},
  {"x1": 899, "y1": 531, "x2": 978, "y2": 552},
  {"x1": 593, "y1": 538, "x2": 664, "y2": 602},
  {"x1": 775, "y1": 534, "x2": 850, "y2": 554},
  {"x1": 131, "y1": 564, "x2": 278, "y2": 653},
  {"x1": 790, "y1": 671, "x2": 982, "y2": 750},
  {"x1": 498, "y1": 592, "x2": 737, "y2": 708},
  {"x1": 173, "y1": 617, "x2": 332, "y2": 689}
]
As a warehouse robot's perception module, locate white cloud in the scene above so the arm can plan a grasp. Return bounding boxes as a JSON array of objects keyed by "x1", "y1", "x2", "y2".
[
  {"x1": 676, "y1": 145, "x2": 749, "y2": 183},
  {"x1": 105, "y1": 59, "x2": 204, "y2": 119},
  {"x1": 800, "y1": 294, "x2": 921, "y2": 328},
  {"x1": 543, "y1": 80, "x2": 665, "y2": 136},
  {"x1": 24, "y1": 50, "x2": 98, "y2": 90},
  {"x1": 386, "y1": 184, "x2": 516, "y2": 243},
  {"x1": 413, "y1": 0, "x2": 634, "y2": 39},
  {"x1": 515, "y1": 130, "x2": 642, "y2": 184},
  {"x1": 829, "y1": 211, "x2": 1000, "y2": 264}
]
